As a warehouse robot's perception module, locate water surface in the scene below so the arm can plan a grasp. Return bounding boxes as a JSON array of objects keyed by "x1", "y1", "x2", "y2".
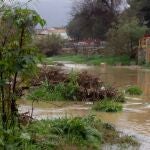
[{"x1": 20, "y1": 64, "x2": 150, "y2": 149}]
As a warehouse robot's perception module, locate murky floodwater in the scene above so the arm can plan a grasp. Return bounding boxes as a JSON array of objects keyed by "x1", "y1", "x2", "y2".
[{"x1": 20, "y1": 63, "x2": 150, "y2": 149}]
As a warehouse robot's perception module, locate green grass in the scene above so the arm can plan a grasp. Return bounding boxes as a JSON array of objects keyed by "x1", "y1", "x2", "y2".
[
  {"x1": 26, "y1": 116, "x2": 138, "y2": 149},
  {"x1": 92, "y1": 100, "x2": 123, "y2": 112},
  {"x1": 0, "y1": 116, "x2": 139, "y2": 150},
  {"x1": 45, "y1": 54, "x2": 132, "y2": 66},
  {"x1": 27, "y1": 79, "x2": 78, "y2": 102},
  {"x1": 27, "y1": 84, "x2": 66, "y2": 101},
  {"x1": 125, "y1": 86, "x2": 143, "y2": 95}
]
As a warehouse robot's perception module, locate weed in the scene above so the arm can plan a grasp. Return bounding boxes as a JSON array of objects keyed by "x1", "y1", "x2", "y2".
[
  {"x1": 125, "y1": 86, "x2": 143, "y2": 95},
  {"x1": 92, "y1": 100, "x2": 123, "y2": 112},
  {"x1": 27, "y1": 72, "x2": 79, "y2": 101}
]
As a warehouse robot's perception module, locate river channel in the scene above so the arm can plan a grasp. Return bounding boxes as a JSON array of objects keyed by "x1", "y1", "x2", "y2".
[{"x1": 20, "y1": 62, "x2": 150, "y2": 149}]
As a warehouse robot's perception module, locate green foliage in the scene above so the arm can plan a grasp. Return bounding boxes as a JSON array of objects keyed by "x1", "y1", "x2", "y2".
[
  {"x1": 129, "y1": 0, "x2": 150, "y2": 28},
  {"x1": 48, "y1": 117, "x2": 102, "y2": 148},
  {"x1": 64, "y1": 71, "x2": 79, "y2": 100},
  {"x1": 0, "y1": 127, "x2": 32, "y2": 150},
  {"x1": 35, "y1": 33, "x2": 65, "y2": 56},
  {"x1": 107, "y1": 18, "x2": 148, "y2": 56},
  {"x1": 92, "y1": 100, "x2": 123, "y2": 112},
  {"x1": 0, "y1": 1, "x2": 46, "y2": 139},
  {"x1": 125, "y1": 86, "x2": 143, "y2": 95},
  {"x1": 46, "y1": 54, "x2": 132, "y2": 66},
  {"x1": 27, "y1": 83, "x2": 65, "y2": 101},
  {"x1": 0, "y1": 116, "x2": 139, "y2": 149},
  {"x1": 67, "y1": 0, "x2": 118, "y2": 40},
  {"x1": 27, "y1": 72, "x2": 79, "y2": 101}
]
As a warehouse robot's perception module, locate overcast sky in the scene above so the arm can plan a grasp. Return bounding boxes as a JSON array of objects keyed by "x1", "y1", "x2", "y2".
[
  {"x1": 15, "y1": 0, "x2": 128, "y2": 28},
  {"x1": 28, "y1": 0, "x2": 73, "y2": 28}
]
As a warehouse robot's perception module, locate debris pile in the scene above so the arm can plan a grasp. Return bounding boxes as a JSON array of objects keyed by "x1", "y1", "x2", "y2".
[
  {"x1": 30, "y1": 67, "x2": 118, "y2": 101},
  {"x1": 77, "y1": 71, "x2": 117, "y2": 101}
]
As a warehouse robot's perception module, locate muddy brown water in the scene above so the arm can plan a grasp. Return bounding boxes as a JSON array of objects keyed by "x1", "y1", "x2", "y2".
[{"x1": 20, "y1": 63, "x2": 150, "y2": 149}]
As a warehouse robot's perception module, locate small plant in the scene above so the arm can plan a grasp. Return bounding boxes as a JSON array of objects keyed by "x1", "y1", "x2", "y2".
[
  {"x1": 118, "y1": 135, "x2": 140, "y2": 146},
  {"x1": 125, "y1": 86, "x2": 143, "y2": 95},
  {"x1": 27, "y1": 84, "x2": 65, "y2": 101},
  {"x1": 27, "y1": 71, "x2": 79, "y2": 101},
  {"x1": 35, "y1": 33, "x2": 64, "y2": 56},
  {"x1": 92, "y1": 100, "x2": 123, "y2": 112},
  {"x1": 115, "y1": 91, "x2": 126, "y2": 103},
  {"x1": 64, "y1": 71, "x2": 79, "y2": 100}
]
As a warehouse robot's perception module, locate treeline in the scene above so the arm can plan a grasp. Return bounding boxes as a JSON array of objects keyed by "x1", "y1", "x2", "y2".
[{"x1": 67, "y1": 0, "x2": 150, "y2": 56}]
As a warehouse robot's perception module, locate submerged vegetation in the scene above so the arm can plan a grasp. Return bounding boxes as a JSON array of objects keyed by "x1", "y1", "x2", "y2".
[
  {"x1": 92, "y1": 100, "x2": 123, "y2": 112},
  {"x1": 126, "y1": 86, "x2": 143, "y2": 95},
  {"x1": 45, "y1": 55, "x2": 132, "y2": 66},
  {"x1": 27, "y1": 68, "x2": 125, "y2": 103}
]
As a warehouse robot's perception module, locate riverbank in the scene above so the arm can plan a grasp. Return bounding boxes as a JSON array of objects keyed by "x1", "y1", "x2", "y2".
[
  {"x1": 44, "y1": 55, "x2": 133, "y2": 66},
  {"x1": 18, "y1": 100, "x2": 140, "y2": 150}
]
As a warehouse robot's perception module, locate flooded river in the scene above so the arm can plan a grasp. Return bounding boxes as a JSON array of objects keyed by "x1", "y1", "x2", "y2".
[{"x1": 20, "y1": 63, "x2": 150, "y2": 149}]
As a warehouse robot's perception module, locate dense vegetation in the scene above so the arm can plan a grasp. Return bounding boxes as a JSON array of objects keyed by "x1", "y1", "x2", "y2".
[
  {"x1": 67, "y1": 0, "x2": 150, "y2": 58},
  {"x1": 67, "y1": 0, "x2": 121, "y2": 40},
  {"x1": 0, "y1": 116, "x2": 139, "y2": 149},
  {"x1": 92, "y1": 100, "x2": 123, "y2": 112},
  {"x1": 0, "y1": 0, "x2": 45, "y2": 148}
]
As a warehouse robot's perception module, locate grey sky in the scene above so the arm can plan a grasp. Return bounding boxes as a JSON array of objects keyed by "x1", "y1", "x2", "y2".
[
  {"x1": 29, "y1": 0, "x2": 73, "y2": 28},
  {"x1": 16, "y1": 0, "x2": 128, "y2": 28}
]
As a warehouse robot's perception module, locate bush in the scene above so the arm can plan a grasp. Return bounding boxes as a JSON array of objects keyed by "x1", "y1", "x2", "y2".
[
  {"x1": 27, "y1": 72, "x2": 79, "y2": 101},
  {"x1": 0, "y1": 116, "x2": 139, "y2": 149},
  {"x1": 125, "y1": 86, "x2": 142, "y2": 95},
  {"x1": 35, "y1": 33, "x2": 64, "y2": 56},
  {"x1": 92, "y1": 100, "x2": 123, "y2": 112},
  {"x1": 28, "y1": 116, "x2": 102, "y2": 149},
  {"x1": 27, "y1": 83, "x2": 65, "y2": 101}
]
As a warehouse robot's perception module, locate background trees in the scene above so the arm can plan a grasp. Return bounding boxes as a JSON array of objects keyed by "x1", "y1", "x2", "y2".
[
  {"x1": 106, "y1": 0, "x2": 150, "y2": 56},
  {"x1": 107, "y1": 18, "x2": 148, "y2": 56},
  {"x1": 67, "y1": 0, "x2": 121, "y2": 40},
  {"x1": 35, "y1": 34, "x2": 65, "y2": 56},
  {"x1": 128, "y1": 0, "x2": 150, "y2": 27}
]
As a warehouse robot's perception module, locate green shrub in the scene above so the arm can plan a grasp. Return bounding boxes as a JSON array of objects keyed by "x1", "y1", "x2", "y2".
[
  {"x1": 125, "y1": 86, "x2": 142, "y2": 95},
  {"x1": 64, "y1": 71, "x2": 79, "y2": 100},
  {"x1": 27, "y1": 84, "x2": 65, "y2": 101},
  {"x1": 27, "y1": 72, "x2": 79, "y2": 101},
  {"x1": 35, "y1": 33, "x2": 65, "y2": 56},
  {"x1": 92, "y1": 100, "x2": 123, "y2": 112}
]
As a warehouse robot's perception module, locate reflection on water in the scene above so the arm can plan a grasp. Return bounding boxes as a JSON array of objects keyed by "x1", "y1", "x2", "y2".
[{"x1": 20, "y1": 64, "x2": 150, "y2": 149}]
